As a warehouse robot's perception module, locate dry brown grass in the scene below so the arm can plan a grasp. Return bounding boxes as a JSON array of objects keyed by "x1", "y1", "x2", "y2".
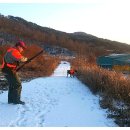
[
  {"x1": 20, "y1": 54, "x2": 59, "y2": 79},
  {"x1": 71, "y1": 57, "x2": 130, "y2": 103},
  {"x1": 71, "y1": 56, "x2": 130, "y2": 126}
]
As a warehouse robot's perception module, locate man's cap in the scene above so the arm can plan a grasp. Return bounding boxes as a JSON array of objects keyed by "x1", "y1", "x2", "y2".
[{"x1": 15, "y1": 41, "x2": 27, "y2": 49}]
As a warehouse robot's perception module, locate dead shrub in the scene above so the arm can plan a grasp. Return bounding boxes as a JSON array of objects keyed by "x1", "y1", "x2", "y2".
[{"x1": 71, "y1": 56, "x2": 130, "y2": 126}]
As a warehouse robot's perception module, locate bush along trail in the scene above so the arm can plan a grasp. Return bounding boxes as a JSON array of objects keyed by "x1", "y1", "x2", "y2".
[{"x1": 0, "y1": 61, "x2": 117, "y2": 127}]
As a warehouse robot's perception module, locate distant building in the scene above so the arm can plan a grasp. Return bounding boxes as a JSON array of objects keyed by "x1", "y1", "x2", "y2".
[{"x1": 97, "y1": 54, "x2": 130, "y2": 71}]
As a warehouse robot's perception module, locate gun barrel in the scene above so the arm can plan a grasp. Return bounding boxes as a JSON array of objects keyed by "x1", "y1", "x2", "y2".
[{"x1": 16, "y1": 50, "x2": 43, "y2": 72}]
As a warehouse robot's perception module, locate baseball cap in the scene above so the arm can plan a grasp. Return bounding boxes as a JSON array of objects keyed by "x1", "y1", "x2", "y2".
[{"x1": 15, "y1": 41, "x2": 27, "y2": 49}]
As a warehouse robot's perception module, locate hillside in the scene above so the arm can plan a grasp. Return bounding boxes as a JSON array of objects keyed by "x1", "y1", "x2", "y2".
[{"x1": 1, "y1": 14, "x2": 130, "y2": 58}]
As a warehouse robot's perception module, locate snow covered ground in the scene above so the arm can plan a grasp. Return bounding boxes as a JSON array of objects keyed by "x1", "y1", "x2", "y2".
[{"x1": 0, "y1": 61, "x2": 117, "y2": 127}]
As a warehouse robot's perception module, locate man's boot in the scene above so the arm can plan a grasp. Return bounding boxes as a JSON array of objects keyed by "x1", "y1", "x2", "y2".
[{"x1": 13, "y1": 100, "x2": 25, "y2": 105}]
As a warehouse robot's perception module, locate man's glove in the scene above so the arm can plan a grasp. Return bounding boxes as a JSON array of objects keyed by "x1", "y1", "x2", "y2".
[{"x1": 21, "y1": 57, "x2": 28, "y2": 62}]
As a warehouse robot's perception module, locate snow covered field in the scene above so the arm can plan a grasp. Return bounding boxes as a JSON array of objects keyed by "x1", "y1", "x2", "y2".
[{"x1": 0, "y1": 61, "x2": 117, "y2": 127}]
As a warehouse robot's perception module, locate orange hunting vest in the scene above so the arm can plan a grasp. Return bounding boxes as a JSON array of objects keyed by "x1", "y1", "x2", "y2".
[{"x1": 1, "y1": 47, "x2": 22, "y2": 69}]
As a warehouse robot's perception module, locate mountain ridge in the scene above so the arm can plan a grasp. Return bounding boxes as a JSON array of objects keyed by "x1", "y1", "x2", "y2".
[{"x1": 1, "y1": 14, "x2": 130, "y2": 56}]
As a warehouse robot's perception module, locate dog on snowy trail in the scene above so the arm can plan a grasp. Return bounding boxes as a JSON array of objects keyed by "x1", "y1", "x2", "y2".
[{"x1": 67, "y1": 69, "x2": 77, "y2": 78}]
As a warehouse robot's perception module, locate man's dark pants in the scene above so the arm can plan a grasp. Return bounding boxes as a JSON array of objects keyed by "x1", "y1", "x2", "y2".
[{"x1": 2, "y1": 67, "x2": 22, "y2": 103}]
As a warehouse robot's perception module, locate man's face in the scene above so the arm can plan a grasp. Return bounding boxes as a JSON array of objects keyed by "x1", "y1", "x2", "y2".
[{"x1": 18, "y1": 46, "x2": 24, "y2": 53}]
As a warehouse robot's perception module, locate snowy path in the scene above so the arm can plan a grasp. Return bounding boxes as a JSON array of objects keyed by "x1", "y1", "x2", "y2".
[{"x1": 0, "y1": 61, "x2": 117, "y2": 127}]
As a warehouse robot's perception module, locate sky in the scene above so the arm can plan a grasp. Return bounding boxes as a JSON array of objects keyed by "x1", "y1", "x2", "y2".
[{"x1": 0, "y1": 0, "x2": 130, "y2": 44}]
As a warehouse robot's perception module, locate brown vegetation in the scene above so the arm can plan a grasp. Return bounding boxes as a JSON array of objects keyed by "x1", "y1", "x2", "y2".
[
  {"x1": 19, "y1": 44, "x2": 60, "y2": 79},
  {"x1": 71, "y1": 56, "x2": 130, "y2": 126}
]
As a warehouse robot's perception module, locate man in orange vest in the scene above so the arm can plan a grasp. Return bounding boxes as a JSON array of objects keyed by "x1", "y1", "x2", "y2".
[{"x1": 2, "y1": 41, "x2": 28, "y2": 105}]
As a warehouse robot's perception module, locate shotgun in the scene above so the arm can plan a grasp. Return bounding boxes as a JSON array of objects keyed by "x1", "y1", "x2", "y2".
[{"x1": 16, "y1": 50, "x2": 43, "y2": 72}]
